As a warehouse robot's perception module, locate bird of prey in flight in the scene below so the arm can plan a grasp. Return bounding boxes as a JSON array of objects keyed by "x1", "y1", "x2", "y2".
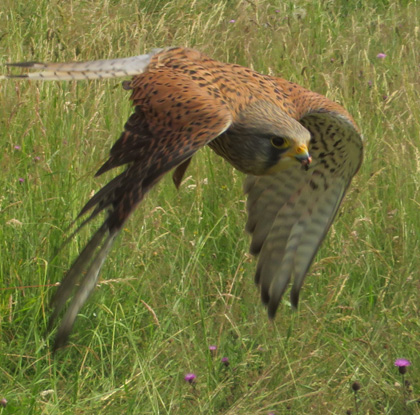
[{"x1": 2, "y1": 47, "x2": 363, "y2": 350}]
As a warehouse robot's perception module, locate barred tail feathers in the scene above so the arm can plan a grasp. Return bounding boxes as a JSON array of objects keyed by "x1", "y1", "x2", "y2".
[{"x1": 2, "y1": 49, "x2": 163, "y2": 81}]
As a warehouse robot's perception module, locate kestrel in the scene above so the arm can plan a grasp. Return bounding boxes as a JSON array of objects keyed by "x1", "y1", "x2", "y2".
[{"x1": 3, "y1": 47, "x2": 363, "y2": 349}]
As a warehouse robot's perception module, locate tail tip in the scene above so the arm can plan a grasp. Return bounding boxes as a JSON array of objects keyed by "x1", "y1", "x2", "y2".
[{"x1": 6, "y1": 61, "x2": 41, "y2": 68}]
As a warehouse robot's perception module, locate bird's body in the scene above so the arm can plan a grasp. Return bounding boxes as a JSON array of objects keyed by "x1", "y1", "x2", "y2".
[{"x1": 3, "y1": 47, "x2": 363, "y2": 349}]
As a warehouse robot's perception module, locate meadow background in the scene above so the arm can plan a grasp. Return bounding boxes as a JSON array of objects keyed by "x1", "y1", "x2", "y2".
[{"x1": 0, "y1": 0, "x2": 419, "y2": 413}]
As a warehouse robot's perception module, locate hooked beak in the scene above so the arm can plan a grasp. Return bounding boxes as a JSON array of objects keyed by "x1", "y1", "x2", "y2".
[
  {"x1": 293, "y1": 144, "x2": 312, "y2": 168},
  {"x1": 268, "y1": 143, "x2": 313, "y2": 174}
]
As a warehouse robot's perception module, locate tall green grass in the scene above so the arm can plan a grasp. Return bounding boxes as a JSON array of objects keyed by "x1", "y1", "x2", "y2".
[{"x1": 1, "y1": 1, "x2": 419, "y2": 413}]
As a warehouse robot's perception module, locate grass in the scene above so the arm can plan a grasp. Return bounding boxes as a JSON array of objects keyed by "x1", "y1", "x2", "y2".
[{"x1": 0, "y1": 0, "x2": 419, "y2": 413}]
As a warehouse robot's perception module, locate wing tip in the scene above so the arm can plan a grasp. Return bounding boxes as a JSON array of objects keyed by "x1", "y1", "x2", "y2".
[
  {"x1": 267, "y1": 297, "x2": 282, "y2": 319},
  {"x1": 249, "y1": 241, "x2": 262, "y2": 256},
  {"x1": 52, "y1": 332, "x2": 70, "y2": 353},
  {"x1": 261, "y1": 289, "x2": 270, "y2": 306},
  {"x1": 172, "y1": 158, "x2": 192, "y2": 190},
  {"x1": 290, "y1": 288, "x2": 300, "y2": 309},
  {"x1": 267, "y1": 291, "x2": 300, "y2": 320}
]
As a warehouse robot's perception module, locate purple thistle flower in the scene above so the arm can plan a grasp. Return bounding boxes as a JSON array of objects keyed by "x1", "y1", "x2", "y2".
[
  {"x1": 229, "y1": 19, "x2": 236, "y2": 23},
  {"x1": 395, "y1": 359, "x2": 411, "y2": 367},
  {"x1": 18, "y1": 178, "x2": 24, "y2": 183},
  {"x1": 184, "y1": 373, "x2": 196, "y2": 383},
  {"x1": 14, "y1": 145, "x2": 21, "y2": 150},
  {"x1": 376, "y1": 53, "x2": 386, "y2": 59},
  {"x1": 395, "y1": 358, "x2": 411, "y2": 375},
  {"x1": 221, "y1": 357, "x2": 229, "y2": 367},
  {"x1": 275, "y1": 9, "x2": 280, "y2": 13},
  {"x1": 209, "y1": 345, "x2": 217, "y2": 351}
]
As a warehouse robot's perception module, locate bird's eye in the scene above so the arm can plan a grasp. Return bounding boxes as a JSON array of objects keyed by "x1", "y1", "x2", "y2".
[{"x1": 270, "y1": 137, "x2": 288, "y2": 149}]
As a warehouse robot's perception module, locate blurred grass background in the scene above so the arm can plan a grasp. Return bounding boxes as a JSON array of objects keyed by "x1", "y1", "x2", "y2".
[{"x1": 0, "y1": 0, "x2": 419, "y2": 413}]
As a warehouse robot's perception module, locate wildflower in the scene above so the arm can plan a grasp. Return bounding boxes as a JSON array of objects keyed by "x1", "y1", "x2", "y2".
[
  {"x1": 376, "y1": 53, "x2": 386, "y2": 59},
  {"x1": 209, "y1": 345, "x2": 217, "y2": 356},
  {"x1": 351, "y1": 381, "x2": 361, "y2": 392},
  {"x1": 221, "y1": 357, "x2": 229, "y2": 367},
  {"x1": 0, "y1": 398, "x2": 7, "y2": 408},
  {"x1": 395, "y1": 359, "x2": 412, "y2": 409},
  {"x1": 275, "y1": 10, "x2": 280, "y2": 13},
  {"x1": 14, "y1": 145, "x2": 21, "y2": 150},
  {"x1": 368, "y1": 80, "x2": 373, "y2": 88},
  {"x1": 18, "y1": 178, "x2": 24, "y2": 183},
  {"x1": 395, "y1": 358, "x2": 411, "y2": 366},
  {"x1": 184, "y1": 373, "x2": 196, "y2": 384},
  {"x1": 229, "y1": 19, "x2": 236, "y2": 23},
  {"x1": 395, "y1": 358, "x2": 411, "y2": 375}
]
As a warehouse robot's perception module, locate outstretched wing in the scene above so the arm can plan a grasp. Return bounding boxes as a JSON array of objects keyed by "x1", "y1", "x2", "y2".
[
  {"x1": 244, "y1": 111, "x2": 363, "y2": 317},
  {"x1": 6, "y1": 54, "x2": 233, "y2": 349}
]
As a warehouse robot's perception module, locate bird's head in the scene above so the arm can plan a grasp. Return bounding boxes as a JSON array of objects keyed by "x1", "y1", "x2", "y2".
[{"x1": 220, "y1": 101, "x2": 312, "y2": 175}]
